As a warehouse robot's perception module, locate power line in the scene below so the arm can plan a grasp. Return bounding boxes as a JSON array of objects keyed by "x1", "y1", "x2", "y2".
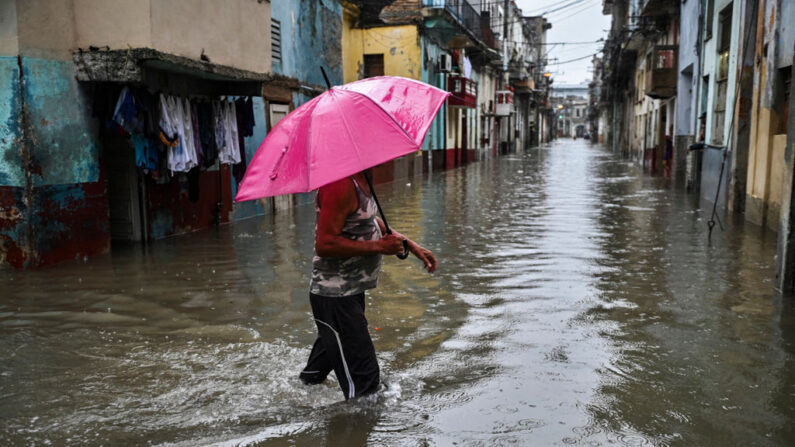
[
  {"x1": 552, "y1": 0, "x2": 601, "y2": 23},
  {"x1": 529, "y1": 0, "x2": 587, "y2": 16},
  {"x1": 549, "y1": 52, "x2": 598, "y2": 65}
]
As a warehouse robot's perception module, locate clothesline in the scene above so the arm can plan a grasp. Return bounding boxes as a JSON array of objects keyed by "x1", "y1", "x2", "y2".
[{"x1": 105, "y1": 85, "x2": 256, "y2": 202}]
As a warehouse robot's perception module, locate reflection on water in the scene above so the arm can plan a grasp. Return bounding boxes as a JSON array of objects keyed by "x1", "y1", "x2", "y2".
[{"x1": 2, "y1": 141, "x2": 795, "y2": 445}]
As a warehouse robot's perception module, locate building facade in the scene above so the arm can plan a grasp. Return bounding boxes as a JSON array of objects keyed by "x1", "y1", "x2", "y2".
[
  {"x1": 598, "y1": 0, "x2": 795, "y2": 292},
  {"x1": 0, "y1": 0, "x2": 553, "y2": 269}
]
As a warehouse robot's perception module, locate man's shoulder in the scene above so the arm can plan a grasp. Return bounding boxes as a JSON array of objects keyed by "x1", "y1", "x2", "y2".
[{"x1": 318, "y1": 177, "x2": 357, "y2": 211}]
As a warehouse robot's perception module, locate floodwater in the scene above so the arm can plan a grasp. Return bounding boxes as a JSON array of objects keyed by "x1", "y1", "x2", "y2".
[{"x1": 2, "y1": 140, "x2": 795, "y2": 446}]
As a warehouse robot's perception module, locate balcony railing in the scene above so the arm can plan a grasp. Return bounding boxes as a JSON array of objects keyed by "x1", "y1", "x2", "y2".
[
  {"x1": 448, "y1": 75, "x2": 477, "y2": 108},
  {"x1": 645, "y1": 45, "x2": 677, "y2": 99},
  {"x1": 424, "y1": 0, "x2": 497, "y2": 49}
]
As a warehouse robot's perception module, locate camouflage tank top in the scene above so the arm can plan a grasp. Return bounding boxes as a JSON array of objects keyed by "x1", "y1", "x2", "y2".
[{"x1": 310, "y1": 177, "x2": 383, "y2": 297}]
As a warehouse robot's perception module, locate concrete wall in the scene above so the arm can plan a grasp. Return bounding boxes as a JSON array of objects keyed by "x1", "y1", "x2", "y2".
[
  {"x1": 14, "y1": 0, "x2": 271, "y2": 73},
  {"x1": 745, "y1": 0, "x2": 791, "y2": 230},
  {"x1": 675, "y1": 0, "x2": 699, "y2": 184},
  {"x1": 676, "y1": 0, "x2": 700, "y2": 137},
  {"x1": 150, "y1": 0, "x2": 271, "y2": 74}
]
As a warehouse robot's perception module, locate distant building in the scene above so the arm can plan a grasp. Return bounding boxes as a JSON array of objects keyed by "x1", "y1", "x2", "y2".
[{"x1": 552, "y1": 84, "x2": 589, "y2": 138}]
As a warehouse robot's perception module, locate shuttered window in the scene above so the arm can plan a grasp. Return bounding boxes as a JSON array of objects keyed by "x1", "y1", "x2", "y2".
[{"x1": 271, "y1": 19, "x2": 281, "y2": 64}]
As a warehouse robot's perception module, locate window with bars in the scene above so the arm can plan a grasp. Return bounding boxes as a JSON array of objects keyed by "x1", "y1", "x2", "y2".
[
  {"x1": 363, "y1": 54, "x2": 384, "y2": 78},
  {"x1": 271, "y1": 19, "x2": 281, "y2": 64}
]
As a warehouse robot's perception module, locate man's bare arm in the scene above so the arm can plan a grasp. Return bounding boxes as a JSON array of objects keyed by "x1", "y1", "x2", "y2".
[
  {"x1": 376, "y1": 217, "x2": 438, "y2": 273},
  {"x1": 315, "y1": 179, "x2": 404, "y2": 258}
]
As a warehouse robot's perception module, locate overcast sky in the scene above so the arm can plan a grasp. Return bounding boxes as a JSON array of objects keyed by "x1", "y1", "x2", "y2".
[{"x1": 514, "y1": 0, "x2": 610, "y2": 85}]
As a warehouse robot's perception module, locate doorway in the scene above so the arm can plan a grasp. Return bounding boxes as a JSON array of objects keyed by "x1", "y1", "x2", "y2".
[{"x1": 103, "y1": 131, "x2": 144, "y2": 241}]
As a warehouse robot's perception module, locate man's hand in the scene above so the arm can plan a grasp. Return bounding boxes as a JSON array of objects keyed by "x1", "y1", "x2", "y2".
[
  {"x1": 408, "y1": 241, "x2": 437, "y2": 273},
  {"x1": 379, "y1": 234, "x2": 406, "y2": 255}
]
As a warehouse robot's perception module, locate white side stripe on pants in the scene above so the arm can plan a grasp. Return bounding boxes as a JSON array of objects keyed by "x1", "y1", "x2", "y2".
[{"x1": 314, "y1": 318, "x2": 355, "y2": 399}]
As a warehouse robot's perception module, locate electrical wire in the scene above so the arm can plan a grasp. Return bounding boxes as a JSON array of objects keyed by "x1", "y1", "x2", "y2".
[
  {"x1": 528, "y1": 0, "x2": 587, "y2": 16},
  {"x1": 549, "y1": 52, "x2": 598, "y2": 65},
  {"x1": 551, "y1": 0, "x2": 601, "y2": 24}
]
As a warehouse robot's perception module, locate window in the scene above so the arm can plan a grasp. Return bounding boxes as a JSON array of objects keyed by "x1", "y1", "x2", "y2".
[
  {"x1": 712, "y1": 4, "x2": 732, "y2": 145},
  {"x1": 705, "y1": 0, "x2": 715, "y2": 41},
  {"x1": 271, "y1": 19, "x2": 281, "y2": 64},
  {"x1": 363, "y1": 54, "x2": 384, "y2": 78}
]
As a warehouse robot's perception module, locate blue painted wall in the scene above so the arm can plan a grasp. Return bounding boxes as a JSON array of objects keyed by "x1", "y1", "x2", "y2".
[
  {"x1": 0, "y1": 56, "x2": 22, "y2": 187},
  {"x1": 21, "y1": 58, "x2": 99, "y2": 186},
  {"x1": 0, "y1": 56, "x2": 109, "y2": 268},
  {"x1": 421, "y1": 37, "x2": 447, "y2": 152},
  {"x1": 232, "y1": 96, "x2": 269, "y2": 220},
  {"x1": 271, "y1": 0, "x2": 343, "y2": 88},
  {"x1": 1, "y1": 56, "x2": 100, "y2": 187}
]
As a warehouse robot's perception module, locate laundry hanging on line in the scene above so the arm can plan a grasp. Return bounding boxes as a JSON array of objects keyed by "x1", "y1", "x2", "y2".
[{"x1": 107, "y1": 87, "x2": 251, "y2": 177}]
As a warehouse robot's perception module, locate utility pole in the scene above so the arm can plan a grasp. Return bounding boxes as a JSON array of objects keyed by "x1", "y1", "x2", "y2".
[
  {"x1": 502, "y1": 0, "x2": 510, "y2": 152},
  {"x1": 503, "y1": 0, "x2": 510, "y2": 80}
]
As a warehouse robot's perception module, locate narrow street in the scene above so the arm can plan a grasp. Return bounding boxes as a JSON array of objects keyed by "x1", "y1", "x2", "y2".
[{"x1": 2, "y1": 140, "x2": 794, "y2": 445}]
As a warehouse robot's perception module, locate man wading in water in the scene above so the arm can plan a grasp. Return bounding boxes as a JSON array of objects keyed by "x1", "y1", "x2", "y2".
[{"x1": 299, "y1": 170, "x2": 437, "y2": 399}]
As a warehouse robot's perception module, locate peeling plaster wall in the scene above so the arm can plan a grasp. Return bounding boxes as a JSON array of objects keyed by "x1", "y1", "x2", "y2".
[
  {"x1": 0, "y1": 18, "x2": 108, "y2": 269},
  {"x1": 745, "y1": 0, "x2": 790, "y2": 230},
  {"x1": 361, "y1": 26, "x2": 422, "y2": 80},
  {"x1": 0, "y1": 56, "x2": 107, "y2": 268},
  {"x1": 271, "y1": 0, "x2": 343, "y2": 86},
  {"x1": 342, "y1": 5, "x2": 363, "y2": 84},
  {"x1": 22, "y1": 58, "x2": 99, "y2": 186},
  {"x1": 0, "y1": 57, "x2": 22, "y2": 187}
]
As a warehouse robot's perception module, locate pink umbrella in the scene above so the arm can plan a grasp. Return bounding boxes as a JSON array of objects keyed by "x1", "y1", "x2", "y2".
[
  {"x1": 235, "y1": 75, "x2": 449, "y2": 201},
  {"x1": 234, "y1": 74, "x2": 450, "y2": 257}
]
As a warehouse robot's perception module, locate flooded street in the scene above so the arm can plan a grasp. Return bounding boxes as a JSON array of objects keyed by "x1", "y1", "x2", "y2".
[{"x1": 3, "y1": 140, "x2": 795, "y2": 446}]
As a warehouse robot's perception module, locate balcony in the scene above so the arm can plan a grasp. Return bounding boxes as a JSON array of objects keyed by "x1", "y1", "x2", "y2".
[
  {"x1": 423, "y1": 0, "x2": 497, "y2": 50},
  {"x1": 645, "y1": 45, "x2": 677, "y2": 99},
  {"x1": 512, "y1": 77, "x2": 535, "y2": 93},
  {"x1": 496, "y1": 90, "x2": 514, "y2": 116},
  {"x1": 448, "y1": 75, "x2": 477, "y2": 108}
]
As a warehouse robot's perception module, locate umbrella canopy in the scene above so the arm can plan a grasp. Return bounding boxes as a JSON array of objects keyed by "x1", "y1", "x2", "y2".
[{"x1": 234, "y1": 76, "x2": 450, "y2": 202}]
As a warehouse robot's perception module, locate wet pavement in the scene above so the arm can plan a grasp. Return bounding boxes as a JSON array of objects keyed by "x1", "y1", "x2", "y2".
[{"x1": 2, "y1": 139, "x2": 795, "y2": 446}]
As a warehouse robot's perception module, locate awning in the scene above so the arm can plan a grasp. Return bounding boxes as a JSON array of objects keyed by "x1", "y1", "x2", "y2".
[{"x1": 73, "y1": 48, "x2": 325, "y2": 98}]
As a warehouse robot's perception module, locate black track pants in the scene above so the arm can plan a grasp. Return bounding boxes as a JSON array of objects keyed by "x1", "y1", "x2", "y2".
[{"x1": 299, "y1": 292, "x2": 380, "y2": 399}]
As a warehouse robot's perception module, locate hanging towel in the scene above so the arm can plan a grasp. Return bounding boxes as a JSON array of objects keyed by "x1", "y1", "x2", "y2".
[
  {"x1": 112, "y1": 87, "x2": 138, "y2": 133},
  {"x1": 132, "y1": 134, "x2": 159, "y2": 171},
  {"x1": 219, "y1": 99, "x2": 240, "y2": 164}
]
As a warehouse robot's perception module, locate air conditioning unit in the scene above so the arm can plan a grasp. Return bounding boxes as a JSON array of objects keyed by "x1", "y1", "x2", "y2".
[{"x1": 438, "y1": 54, "x2": 452, "y2": 73}]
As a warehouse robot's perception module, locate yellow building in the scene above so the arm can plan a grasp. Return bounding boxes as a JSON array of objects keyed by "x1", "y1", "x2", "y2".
[{"x1": 342, "y1": 4, "x2": 421, "y2": 82}]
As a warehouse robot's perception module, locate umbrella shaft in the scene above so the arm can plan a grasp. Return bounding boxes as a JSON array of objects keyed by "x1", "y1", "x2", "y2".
[{"x1": 362, "y1": 171, "x2": 392, "y2": 235}]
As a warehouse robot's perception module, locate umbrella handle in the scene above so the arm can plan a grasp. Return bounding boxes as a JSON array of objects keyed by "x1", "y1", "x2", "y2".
[
  {"x1": 397, "y1": 240, "x2": 410, "y2": 259},
  {"x1": 362, "y1": 171, "x2": 410, "y2": 261}
]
